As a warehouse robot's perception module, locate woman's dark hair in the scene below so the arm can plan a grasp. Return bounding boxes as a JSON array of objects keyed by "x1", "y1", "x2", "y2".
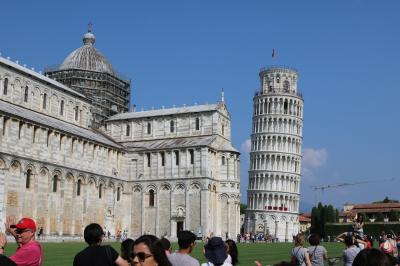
[
  {"x1": 344, "y1": 235, "x2": 354, "y2": 247},
  {"x1": 84, "y1": 223, "x2": 104, "y2": 245},
  {"x1": 120, "y1": 238, "x2": 134, "y2": 261},
  {"x1": 356, "y1": 215, "x2": 364, "y2": 223},
  {"x1": 353, "y1": 248, "x2": 396, "y2": 266},
  {"x1": 308, "y1": 234, "x2": 321, "y2": 246},
  {"x1": 225, "y1": 239, "x2": 239, "y2": 266},
  {"x1": 159, "y1": 237, "x2": 171, "y2": 252},
  {"x1": 134, "y1": 235, "x2": 172, "y2": 266}
]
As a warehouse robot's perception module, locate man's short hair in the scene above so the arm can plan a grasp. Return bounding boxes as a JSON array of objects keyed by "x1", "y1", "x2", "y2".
[
  {"x1": 177, "y1": 230, "x2": 196, "y2": 249},
  {"x1": 84, "y1": 223, "x2": 104, "y2": 245}
]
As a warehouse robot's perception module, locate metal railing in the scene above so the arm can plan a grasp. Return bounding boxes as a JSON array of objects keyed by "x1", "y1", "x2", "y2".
[
  {"x1": 259, "y1": 65, "x2": 299, "y2": 73},
  {"x1": 254, "y1": 90, "x2": 303, "y2": 98}
]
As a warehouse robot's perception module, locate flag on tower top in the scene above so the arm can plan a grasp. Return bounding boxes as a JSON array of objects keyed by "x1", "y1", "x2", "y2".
[{"x1": 272, "y1": 48, "x2": 276, "y2": 59}]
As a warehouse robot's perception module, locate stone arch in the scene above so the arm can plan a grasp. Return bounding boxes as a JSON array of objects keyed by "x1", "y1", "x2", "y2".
[
  {"x1": 52, "y1": 168, "x2": 63, "y2": 178},
  {"x1": 76, "y1": 174, "x2": 86, "y2": 184},
  {"x1": 174, "y1": 183, "x2": 186, "y2": 192},
  {"x1": 108, "y1": 180, "x2": 115, "y2": 190},
  {"x1": 0, "y1": 157, "x2": 6, "y2": 169},
  {"x1": 24, "y1": 163, "x2": 37, "y2": 174},
  {"x1": 160, "y1": 183, "x2": 171, "y2": 191},
  {"x1": 39, "y1": 166, "x2": 49, "y2": 177},
  {"x1": 50, "y1": 93, "x2": 59, "y2": 115},
  {"x1": 10, "y1": 160, "x2": 22, "y2": 173},
  {"x1": 116, "y1": 183, "x2": 124, "y2": 192},
  {"x1": 132, "y1": 184, "x2": 142, "y2": 192},
  {"x1": 65, "y1": 171, "x2": 74, "y2": 182},
  {"x1": 218, "y1": 193, "x2": 229, "y2": 200},
  {"x1": 145, "y1": 184, "x2": 158, "y2": 193},
  {"x1": 87, "y1": 176, "x2": 97, "y2": 187},
  {"x1": 98, "y1": 178, "x2": 107, "y2": 188}
]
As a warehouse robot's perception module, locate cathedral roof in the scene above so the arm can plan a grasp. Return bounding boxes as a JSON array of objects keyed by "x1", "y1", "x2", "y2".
[
  {"x1": 0, "y1": 99, "x2": 122, "y2": 149},
  {"x1": 59, "y1": 28, "x2": 116, "y2": 75},
  {"x1": 108, "y1": 103, "x2": 223, "y2": 121},
  {"x1": 0, "y1": 56, "x2": 87, "y2": 100},
  {"x1": 122, "y1": 135, "x2": 239, "y2": 153}
]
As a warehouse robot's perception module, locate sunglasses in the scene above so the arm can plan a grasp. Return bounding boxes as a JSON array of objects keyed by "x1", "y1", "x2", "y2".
[
  {"x1": 131, "y1": 252, "x2": 153, "y2": 262},
  {"x1": 15, "y1": 229, "x2": 31, "y2": 234}
]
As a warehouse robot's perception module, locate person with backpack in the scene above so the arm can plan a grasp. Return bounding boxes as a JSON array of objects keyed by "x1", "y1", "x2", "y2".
[
  {"x1": 291, "y1": 234, "x2": 311, "y2": 266},
  {"x1": 307, "y1": 234, "x2": 327, "y2": 266}
]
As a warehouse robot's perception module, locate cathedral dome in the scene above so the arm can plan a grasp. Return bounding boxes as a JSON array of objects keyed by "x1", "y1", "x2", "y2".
[{"x1": 59, "y1": 28, "x2": 115, "y2": 75}]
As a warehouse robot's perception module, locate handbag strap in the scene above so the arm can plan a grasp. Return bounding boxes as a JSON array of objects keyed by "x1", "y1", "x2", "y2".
[{"x1": 310, "y1": 245, "x2": 318, "y2": 258}]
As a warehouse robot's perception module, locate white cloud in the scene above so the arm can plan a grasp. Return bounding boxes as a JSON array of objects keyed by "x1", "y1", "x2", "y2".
[
  {"x1": 302, "y1": 148, "x2": 328, "y2": 178},
  {"x1": 241, "y1": 138, "x2": 251, "y2": 154},
  {"x1": 302, "y1": 148, "x2": 328, "y2": 168}
]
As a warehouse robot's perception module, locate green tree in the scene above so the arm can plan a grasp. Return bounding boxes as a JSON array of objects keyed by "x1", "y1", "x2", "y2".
[
  {"x1": 311, "y1": 202, "x2": 341, "y2": 237},
  {"x1": 376, "y1": 212, "x2": 385, "y2": 222},
  {"x1": 326, "y1": 205, "x2": 335, "y2": 223},
  {"x1": 240, "y1": 203, "x2": 247, "y2": 214},
  {"x1": 311, "y1": 206, "x2": 321, "y2": 235},
  {"x1": 335, "y1": 209, "x2": 339, "y2": 222},
  {"x1": 360, "y1": 213, "x2": 368, "y2": 222},
  {"x1": 388, "y1": 210, "x2": 399, "y2": 222}
]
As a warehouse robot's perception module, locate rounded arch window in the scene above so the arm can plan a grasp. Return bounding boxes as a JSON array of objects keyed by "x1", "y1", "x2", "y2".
[
  {"x1": 3, "y1": 78, "x2": 8, "y2": 95},
  {"x1": 149, "y1": 189, "x2": 155, "y2": 206},
  {"x1": 77, "y1": 179, "x2": 82, "y2": 196},
  {"x1": 26, "y1": 169, "x2": 32, "y2": 189},
  {"x1": 52, "y1": 175, "x2": 58, "y2": 192},
  {"x1": 283, "y1": 80, "x2": 290, "y2": 92},
  {"x1": 117, "y1": 187, "x2": 121, "y2": 201},
  {"x1": 99, "y1": 184, "x2": 103, "y2": 199},
  {"x1": 24, "y1": 86, "x2": 29, "y2": 102}
]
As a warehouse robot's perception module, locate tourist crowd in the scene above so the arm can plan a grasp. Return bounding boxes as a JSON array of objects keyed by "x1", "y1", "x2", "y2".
[{"x1": 0, "y1": 216, "x2": 400, "y2": 265}]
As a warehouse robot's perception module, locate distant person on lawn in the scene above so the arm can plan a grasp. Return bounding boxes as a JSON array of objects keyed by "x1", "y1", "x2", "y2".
[
  {"x1": 0, "y1": 216, "x2": 43, "y2": 266},
  {"x1": 73, "y1": 223, "x2": 129, "y2": 266}
]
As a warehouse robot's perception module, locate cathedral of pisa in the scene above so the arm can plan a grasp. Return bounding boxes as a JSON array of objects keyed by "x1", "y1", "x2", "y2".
[{"x1": 0, "y1": 29, "x2": 241, "y2": 239}]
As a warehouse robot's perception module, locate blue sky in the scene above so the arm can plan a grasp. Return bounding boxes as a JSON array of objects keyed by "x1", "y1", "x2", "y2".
[{"x1": 1, "y1": 1, "x2": 400, "y2": 211}]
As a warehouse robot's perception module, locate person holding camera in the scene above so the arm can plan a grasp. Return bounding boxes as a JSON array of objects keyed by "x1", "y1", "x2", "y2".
[{"x1": 336, "y1": 232, "x2": 367, "y2": 266}]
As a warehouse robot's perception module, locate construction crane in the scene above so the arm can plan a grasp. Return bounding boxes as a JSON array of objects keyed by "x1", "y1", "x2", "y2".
[
  {"x1": 311, "y1": 177, "x2": 397, "y2": 203},
  {"x1": 312, "y1": 180, "x2": 373, "y2": 191}
]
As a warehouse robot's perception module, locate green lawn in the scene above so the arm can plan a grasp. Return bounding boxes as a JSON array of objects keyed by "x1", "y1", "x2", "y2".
[{"x1": 4, "y1": 241, "x2": 346, "y2": 265}]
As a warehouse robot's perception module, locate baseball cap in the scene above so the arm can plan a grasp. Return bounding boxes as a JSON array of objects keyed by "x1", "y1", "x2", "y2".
[{"x1": 10, "y1": 218, "x2": 37, "y2": 232}]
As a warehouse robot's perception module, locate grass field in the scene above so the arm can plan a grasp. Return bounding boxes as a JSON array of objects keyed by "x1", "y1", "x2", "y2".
[{"x1": 4, "y1": 241, "x2": 346, "y2": 265}]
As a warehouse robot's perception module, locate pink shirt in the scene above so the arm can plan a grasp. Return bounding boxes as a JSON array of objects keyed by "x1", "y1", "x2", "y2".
[{"x1": 10, "y1": 241, "x2": 43, "y2": 266}]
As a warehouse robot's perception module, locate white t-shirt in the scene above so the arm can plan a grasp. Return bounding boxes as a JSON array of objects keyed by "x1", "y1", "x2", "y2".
[
  {"x1": 168, "y1": 252, "x2": 200, "y2": 266},
  {"x1": 201, "y1": 262, "x2": 232, "y2": 266},
  {"x1": 224, "y1": 254, "x2": 232, "y2": 264}
]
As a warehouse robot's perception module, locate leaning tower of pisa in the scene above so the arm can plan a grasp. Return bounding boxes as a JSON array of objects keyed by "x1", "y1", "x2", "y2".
[{"x1": 244, "y1": 66, "x2": 304, "y2": 242}]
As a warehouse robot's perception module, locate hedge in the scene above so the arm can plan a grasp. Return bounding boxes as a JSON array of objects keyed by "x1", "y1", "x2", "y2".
[{"x1": 325, "y1": 222, "x2": 400, "y2": 238}]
